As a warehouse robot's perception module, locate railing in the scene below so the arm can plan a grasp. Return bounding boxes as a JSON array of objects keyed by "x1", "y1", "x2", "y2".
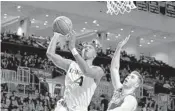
[
  {"x1": 157, "y1": 93, "x2": 175, "y2": 111},
  {"x1": 1, "y1": 69, "x2": 17, "y2": 83},
  {"x1": 1, "y1": 67, "x2": 33, "y2": 94},
  {"x1": 17, "y1": 66, "x2": 30, "y2": 84}
]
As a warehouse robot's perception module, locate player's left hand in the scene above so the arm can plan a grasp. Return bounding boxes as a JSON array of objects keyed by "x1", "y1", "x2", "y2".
[
  {"x1": 117, "y1": 34, "x2": 130, "y2": 48},
  {"x1": 68, "y1": 30, "x2": 76, "y2": 50}
]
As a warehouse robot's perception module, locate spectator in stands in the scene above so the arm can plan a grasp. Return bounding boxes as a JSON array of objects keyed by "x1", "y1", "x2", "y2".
[
  {"x1": 35, "y1": 100, "x2": 40, "y2": 111},
  {"x1": 163, "y1": 80, "x2": 171, "y2": 89},
  {"x1": 8, "y1": 96, "x2": 18, "y2": 110},
  {"x1": 18, "y1": 97, "x2": 23, "y2": 110},
  {"x1": 9, "y1": 91, "x2": 17, "y2": 101},
  {"x1": 45, "y1": 92, "x2": 50, "y2": 101},
  {"x1": 28, "y1": 99, "x2": 35, "y2": 111},
  {"x1": 1, "y1": 92, "x2": 6, "y2": 104},
  {"x1": 39, "y1": 101, "x2": 44, "y2": 111},
  {"x1": 160, "y1": 75, "x2": 165, "y2": 82},
  {"x1": 170, "y1": 81, "x2": 175, "y2": 89},
  {"x1": 40, "y1": 78, "x2": 49, "y2": 96},
  {"x1": 44, "y1": 99, "x2": 50, "y2": 111},
  {"x1": 142, "y1": 103, "x2": 147, "y2": 111},
  {"x1": 15, "y1": 50, "x2": 22, "y2": 64},
  {"x1": 23, "y1": 101, "x2": 29, "y2": 111}
]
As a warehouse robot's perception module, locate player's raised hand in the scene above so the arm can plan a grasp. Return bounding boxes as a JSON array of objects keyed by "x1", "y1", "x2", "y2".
[
  {"x1": 117, "y1": 34, "x2": 130, "y2": 48},
  {"x1": 68, "y1": 30, "x2": 76, "y2": 50}
]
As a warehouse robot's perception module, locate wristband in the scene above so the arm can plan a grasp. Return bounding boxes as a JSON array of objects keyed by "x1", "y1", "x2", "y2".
[{"x1": 71, "y1": 48, "x2": 78, "y2": 55}]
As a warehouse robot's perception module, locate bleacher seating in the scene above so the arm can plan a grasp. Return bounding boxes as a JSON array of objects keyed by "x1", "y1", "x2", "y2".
[{"x1": 1, "y1": 32, "x2": 175, "y2": 111}]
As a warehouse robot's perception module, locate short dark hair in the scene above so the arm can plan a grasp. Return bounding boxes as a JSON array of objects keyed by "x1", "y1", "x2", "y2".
[{"x1": 131, "y1": 71, "x2": 143, "y2": 87}]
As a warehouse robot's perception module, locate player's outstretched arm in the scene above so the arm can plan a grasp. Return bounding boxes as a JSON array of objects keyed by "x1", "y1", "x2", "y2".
[
  {"x1": 110, "y1": 35, "x2": 130, "y2": 89},
  {"x1": 68, "y1": 31, "x2": 104, "y2": 81},
  {"x1": 46, "y1": 32, "x2": 72, "y2": 71}
]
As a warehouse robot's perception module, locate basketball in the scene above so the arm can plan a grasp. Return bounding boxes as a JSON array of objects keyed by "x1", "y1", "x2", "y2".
[{"x1": 52, "y1": 16, "x2": 73, "y2": 35}]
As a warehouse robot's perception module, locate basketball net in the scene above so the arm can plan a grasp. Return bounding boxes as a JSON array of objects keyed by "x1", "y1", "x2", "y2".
[{"x1": 106, "y1": 1, "x2": 137, "y2": 15}]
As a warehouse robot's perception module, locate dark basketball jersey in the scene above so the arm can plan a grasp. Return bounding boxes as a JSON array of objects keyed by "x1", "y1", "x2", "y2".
[{"x1": 108, "y1": 88, "x2": 137, "y2": 111}]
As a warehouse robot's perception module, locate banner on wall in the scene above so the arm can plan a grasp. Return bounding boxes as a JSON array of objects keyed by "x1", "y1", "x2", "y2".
[
  {"x1": 166, "y1": 2, "x2": 175, "y2": 18},
  {"x1": 18, "y1": 17, "x2": 31, "y2": 37}
]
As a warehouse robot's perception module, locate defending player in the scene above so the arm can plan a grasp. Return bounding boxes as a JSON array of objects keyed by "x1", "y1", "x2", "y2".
[{"x1": 107, "y1": 35, "x2": 143, "y2": 111}]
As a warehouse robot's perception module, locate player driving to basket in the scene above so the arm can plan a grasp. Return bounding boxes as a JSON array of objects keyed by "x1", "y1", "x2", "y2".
[{"x1": 46, "y1": 31, "x2": 104, "y2": 111}]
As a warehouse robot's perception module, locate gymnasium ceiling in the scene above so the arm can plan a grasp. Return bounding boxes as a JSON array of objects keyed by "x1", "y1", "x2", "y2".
[{"x1": 1, "y1": 1, "x2": 175, "y2": 48}]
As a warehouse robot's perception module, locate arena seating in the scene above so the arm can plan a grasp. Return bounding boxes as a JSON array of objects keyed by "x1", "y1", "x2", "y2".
[{"x1": 1, "y1": 32, "x2": 175, "y2": 111}]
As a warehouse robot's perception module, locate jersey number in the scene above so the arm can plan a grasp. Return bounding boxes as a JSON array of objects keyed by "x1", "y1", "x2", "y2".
[{"x1": 74, "y1": 76, "x2": 84, "y2": 86}]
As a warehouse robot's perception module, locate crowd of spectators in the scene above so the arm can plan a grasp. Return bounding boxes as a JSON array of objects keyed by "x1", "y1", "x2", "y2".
[
  {"x1": 1, "y1": 32, "x2": 175, "y2": 111},
  {"x1": 1, "y1": 32, "x2": 171, "y2": 67},
  {"x1": 1, "y1": 32, "x2": 175, "y2": 86},
  {"x1": 1, "y1": 32, "x2": 43, "y2": 48},
  {"x1": 1, "y1": 50, "x2": 54, "y2": 72},
  {"x1": 3, "y1": 47, "x2": 174, "y2": 91},
  {"x1": 1, "y1": 90, "x2": 61, "y2": 111}
]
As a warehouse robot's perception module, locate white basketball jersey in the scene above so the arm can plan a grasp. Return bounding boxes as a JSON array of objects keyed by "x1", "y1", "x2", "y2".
[{"x1": 64, "y1": 61, "x2": 97, "y2": 110}]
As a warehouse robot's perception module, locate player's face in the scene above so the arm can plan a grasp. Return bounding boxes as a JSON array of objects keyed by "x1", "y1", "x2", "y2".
[
  {"x1": 123, "y1": 73, "x2": 139, "y2": 88},
  {"x1": 82, "y1": 45, "x2": 96, "y2": 60}
]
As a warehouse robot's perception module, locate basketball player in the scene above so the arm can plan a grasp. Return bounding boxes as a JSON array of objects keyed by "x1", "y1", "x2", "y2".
[
  {"x1": 107, "y1": 35, "x2": 143, "y2": 111},
  {"x1": 46, "y1": 32, "x2": 104, "y2": 111}
]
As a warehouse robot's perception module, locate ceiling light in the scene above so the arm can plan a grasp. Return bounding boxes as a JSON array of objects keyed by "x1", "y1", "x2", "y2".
[
  {"x1": 107, "y1": 38, "x2": 110, "y2": 40},
  {"x1": 118, "y1": 34, "x2": 121, "y2": 36},
  {"x1": 164, "y1": 37, "x2": 166, "y2": 39},
  {"x1": 93, "y1": 20, "x2": 97, "y2": 24},
  {"x1": 17, "y1": 6, "x2": 21, "y2": 9},
  {"x1": 96, "y1": 24, "x2": 99, "y2": 26},
  {"x1": 83, "y1": 28, "x2": 86, "y2": 30},
  {"x1": 44, "y1": 23, "x2": 47, "y2": 25},
  {"x1": 107, "y1": 32, "x2": 110, "y2": 35},
  {"x1": 46, "y1": 15, "x2": 49, "y2": 17},
  {"x1": 154, "y1": 35, "x2": 156, "y2": 37},
  {"x1": 44, "y1": 21, "x2": 48, "y2": 23},
  {"x1": 32, "y1": 18, "x2": 35, "y2": 21},
  {"x1": 141, "y1": 38, "x2": 144, "y2": 40},
  {"x1": 139, "y1": 45, "x2": 142, "y2": 47},
  {"x1": 120, "y1": 28, "x2": 123, "y2": 31},
  {"x1": 151, "y1": 40, "x2": 154, "y2": 42},
  {"x1": 36, "y1": 26, "x2": 39, "y2": 28},
  {"x1": 147, "y1": 42, "x2": 150, "y2": 44},
  {"x1": 131, "y1": 30, "x2": 134, "y2": 33},
  {"x1": 4, "y1": 14, "x2": 7, "y2": 16},
  {"x1": 85, "y1": 22, "x2": 87, "y2": 24}
]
